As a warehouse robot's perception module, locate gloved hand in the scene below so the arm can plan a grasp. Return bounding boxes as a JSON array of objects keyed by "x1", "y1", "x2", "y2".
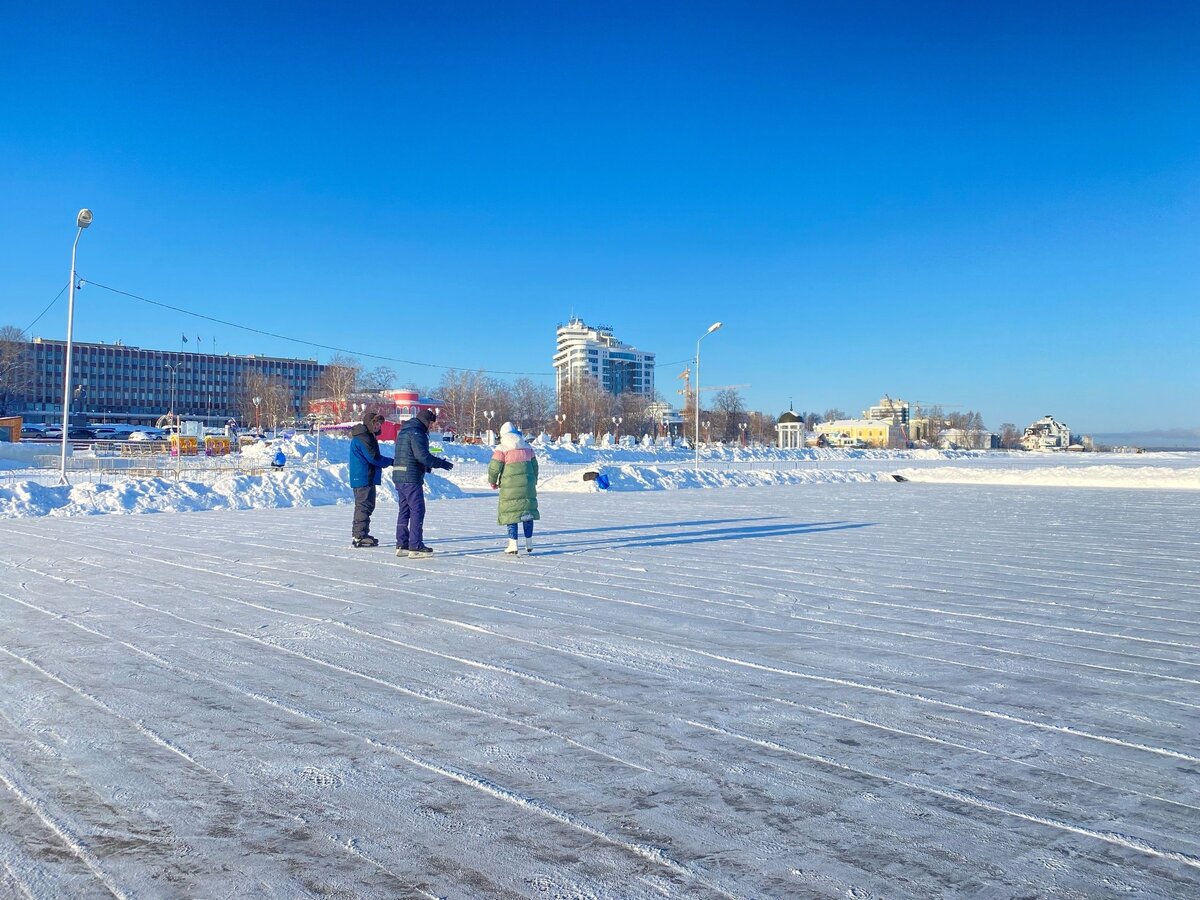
[
  {"x1": 441, "y1": 460, "x2": 454, "y2": 470},
  {"x1": 489, "y1": 483, "x2": 498, "y2": 490}
]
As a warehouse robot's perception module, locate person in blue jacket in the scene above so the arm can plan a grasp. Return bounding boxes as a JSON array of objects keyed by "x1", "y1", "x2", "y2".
[
  {"x1": 392, "y1": 408, "x2": 453, "y2": 558},
  {"x1": 271, "y1": 448, "x2": 286, "y2": 469},
  {"x1": 349, "y1": 410, "x2": 393, "y2": 547}
]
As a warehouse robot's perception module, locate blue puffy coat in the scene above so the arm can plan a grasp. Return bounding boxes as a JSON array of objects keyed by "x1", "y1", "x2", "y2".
[
  {"x1": 349, "y1": 421, "x2": 393, "y2": 488},
  {"x1": 392, "y1": 417, "x2": 451, "y2": 485}
]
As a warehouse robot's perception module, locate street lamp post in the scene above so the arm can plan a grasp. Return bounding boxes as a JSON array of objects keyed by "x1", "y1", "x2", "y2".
[
  {"x1": 703, "y1": 420, "x2": 711, "y2": 444},
  {"x1": 555, "y1": 413, "x2": 567, "y2": 439},
  {"x1": 253, "y1": 396, "x2": 262, "y2": 434},
  {"x1": 164, "y1": 363, "x2": 181, "y2": 432},
  {"x1": 739, "y1": 422, "x2": 748, "y2": 447},
  {"x1": 59, "y1": 208, "x2": 93, "y2": 484},
  {"x1": 694, "y1": 321, "x2": 722, "y2": 469},
  {"x1": 483, "y1": 410, "x2": 495, "y2": 442},
  {"x1": 611, "y1": 416, "x2": 623, "y2": 442}
]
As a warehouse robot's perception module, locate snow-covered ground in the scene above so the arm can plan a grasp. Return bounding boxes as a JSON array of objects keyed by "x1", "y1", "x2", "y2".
[{"x1": 0, "y1": 442, "x2": 1198, "y2": 897}]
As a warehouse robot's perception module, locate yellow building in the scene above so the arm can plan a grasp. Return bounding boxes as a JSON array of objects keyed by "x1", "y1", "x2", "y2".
[{"x1": 814, "y1": 418, "x2": 905, "y2": 449}]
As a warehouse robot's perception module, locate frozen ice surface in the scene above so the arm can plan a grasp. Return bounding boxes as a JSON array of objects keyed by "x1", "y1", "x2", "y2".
[{"x1": 0, "y1": 452, "x2": 1197, "y2": 897}]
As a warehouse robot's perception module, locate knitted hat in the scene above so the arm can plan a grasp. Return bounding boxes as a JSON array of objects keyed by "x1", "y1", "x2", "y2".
[
  {"x1": 500, "y1": 421, "x2": 517, "y2": 436},
  {"x1": 416, "y1": 408, "x2": 437, "y2": 426}
]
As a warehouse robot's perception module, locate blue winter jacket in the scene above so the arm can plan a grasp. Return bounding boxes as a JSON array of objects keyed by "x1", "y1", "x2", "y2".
[
  {"x1": 349, "y1": 423, "x2": 393, "y2": 488},
  {"x1": 392, "y1": 417, "x2": 452, "y2": 485}
]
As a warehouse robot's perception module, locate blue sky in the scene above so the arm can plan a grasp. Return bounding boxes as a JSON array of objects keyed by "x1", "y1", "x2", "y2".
[{"x1": 2, "y1": 1, "x2": 1197, "y2": 434}]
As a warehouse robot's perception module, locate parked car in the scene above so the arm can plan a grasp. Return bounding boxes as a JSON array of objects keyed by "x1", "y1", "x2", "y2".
[
  {"x1": 20, "y1": 425, "x2": 47, "y2": 439},
  {"x1": 67, "y1": 427, "x2": 97, "y2": 440}
]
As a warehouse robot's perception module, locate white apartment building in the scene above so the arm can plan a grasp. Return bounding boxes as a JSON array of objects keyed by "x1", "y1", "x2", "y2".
[
  {"x1": 553, "y1": 318, "x2": 655, "y2": 399},
  {"x1": 1022, "y1": 415, "x2": 1073, "y2": 450},
  {"x1": 863, "y1": 395, "x2": 911, "y2": 424}
]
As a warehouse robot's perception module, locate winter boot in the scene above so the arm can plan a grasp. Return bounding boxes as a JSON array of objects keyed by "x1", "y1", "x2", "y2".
[
  {"x1": 352, "y1": 536, "x2": 379, "y2": 548},
  {"x1": 524, "y1": 537, "x2": 533, "y2": 554},
  {"x1": 505, "y1": 539, "x2": 519, "y2": 556}
]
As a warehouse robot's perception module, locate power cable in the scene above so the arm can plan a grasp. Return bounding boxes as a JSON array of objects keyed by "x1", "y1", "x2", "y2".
[
  {"x1": 82, "y1": 278, "x2": 556, "y2": 377},
  {"x1": 23, "y1": 284, "x2": 68, "y2": 336}
]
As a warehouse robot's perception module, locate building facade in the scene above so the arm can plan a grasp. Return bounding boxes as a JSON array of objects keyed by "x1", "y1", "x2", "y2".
[
  {"x1": 553, "y1": 318, "x2": 655, "y2": 400},
  {"x1": 1022, "y1": 415, "x2": 1072, "y2": 450},
  {"x1": 19, "y1": 338, "x2": 326, "y2": 427},
  {"x1": 863, "y1": 395, "x2": 910, "y2": 425},
  {"x1": 814, "y1": 418, "x2": 906, "y2": 449}
]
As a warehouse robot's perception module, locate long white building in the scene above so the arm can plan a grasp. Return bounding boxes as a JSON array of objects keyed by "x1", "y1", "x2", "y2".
[{"x1": 553, "y1": 318, "x2": 655, "y2": 399}]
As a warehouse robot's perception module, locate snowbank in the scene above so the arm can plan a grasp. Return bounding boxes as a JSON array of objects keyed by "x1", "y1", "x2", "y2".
[
  {"x1": 1, "y1": 431, "x2": 1195, "y2": 517},
  {"x1": 896, "y1": 464, "x2": 1200, "y2": 491}
]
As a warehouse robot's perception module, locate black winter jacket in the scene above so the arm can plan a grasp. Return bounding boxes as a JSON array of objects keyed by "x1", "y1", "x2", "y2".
[{"x1": 391, "y1": 417, "x2": 452, "y2": 484}]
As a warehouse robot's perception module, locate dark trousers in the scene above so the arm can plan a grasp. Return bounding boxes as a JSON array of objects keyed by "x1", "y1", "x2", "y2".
[
  {"x1": 352, "y1": 485, "x2": 376, "y2": 539},
  {"x1": 506, "y1": 520, "x2": 534, "y2": 540},
  {"x1": 395, "y1": 482, "x2": 426, "y2": 549}
]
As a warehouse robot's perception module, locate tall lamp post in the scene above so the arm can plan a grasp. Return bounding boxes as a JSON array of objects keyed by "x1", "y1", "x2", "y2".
[
  {"x1": 253, "y1": 396, "x2": 262, "y2": 434},
  {"x1": 59, "y1": 208, "x2": 94, "y2": 484},
  {"x1": 164, "y1": 363, "x2": 181, "y2": 432},
  {"x1": 611, "y1": 416, "x2": 623, "y2": 442},
  {"x1": 739, "y1": 422, "x2": 748, "y2": 447},
  {"x1": 483, "y1": 409, "x2": 495, "y2": 442},
  {"x1": 694, "y1": 321, "x2": 723, "y2": 469},
  {"x1": 555, "y1": 413, "x2": 567, "y2": 439}
]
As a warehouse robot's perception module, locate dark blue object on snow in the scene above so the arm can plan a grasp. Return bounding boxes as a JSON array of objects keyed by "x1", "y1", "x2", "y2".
[
  {"x1": 595, "y1": 473, "x2": 610, "y2": 490},
  {"x1": 271, "y1": 449, "x2": 286, "y2": 469}
]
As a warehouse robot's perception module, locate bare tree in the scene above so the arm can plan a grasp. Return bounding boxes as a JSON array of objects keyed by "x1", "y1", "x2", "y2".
[
  {"x1": 237, "y1": 371, "x2": 291, "y2": 432},
  {"x1": 315, "y1": 354, "x2": 362, "y2": 422},
  {"x1": 358, "y1": 365, "x2": 396, "y2": 392},
  {"x1": 615, "y1": 391, "x2": 652, "y2": 440},
  {"x1": 509, "y1": 377, "x2": 554, "y2": 434},
  {"x1": 822, "y1": 408, "x2": 847, "y2": 423},
  {"x1": 999, "y1": 422, "x2": 1022, "y2": 449},
  {"x1": 710, "y1": 389, "x2": 747, "y2": 442},
  {"x1": 437, "y1": 368, "x2": 489, "y2": 437},
  {"x1": 0, "y1": 326, "x2": 30, "y2": 416}
]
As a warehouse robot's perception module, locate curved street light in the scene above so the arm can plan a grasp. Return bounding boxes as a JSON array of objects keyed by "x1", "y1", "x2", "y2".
[
  {"x1": 59, "y1": 208, "x2": 93, "y2": 484},
  {"x1": 695, "y1": 321, "x2": 722, "y2": 469}
]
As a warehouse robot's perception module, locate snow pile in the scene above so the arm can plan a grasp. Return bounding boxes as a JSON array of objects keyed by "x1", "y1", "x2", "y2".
[
  {"x1": 539, "y1": 465, "x2": 899, "y2": 492},
  {"x1": 896, "y1": 464, "x2": 1200, "y2": 490},
  {"x1": 0, "y1": 465, "x2": 466, "y2": 518}
]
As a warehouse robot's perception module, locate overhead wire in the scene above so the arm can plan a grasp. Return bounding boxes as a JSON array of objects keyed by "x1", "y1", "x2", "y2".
[
  {"x1": 23, "y1": 284, "x2": 68, "y2": 336},
  {"x1": 82, "y1": 278, "x2": 557, "y2": 377},
  {"x1": 29, "y1": 275, "x2": 695, "y2": 379}
]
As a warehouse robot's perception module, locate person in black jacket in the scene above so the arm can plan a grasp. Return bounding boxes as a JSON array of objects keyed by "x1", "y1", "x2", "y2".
[{"x1": 391, "y1": 408, "x2": 453, "y2": 558}]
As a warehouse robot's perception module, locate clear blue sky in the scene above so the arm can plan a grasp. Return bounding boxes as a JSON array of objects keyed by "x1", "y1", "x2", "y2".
[{"x1": 2, "y1": 1, "x2": 1197, "y2": 435}]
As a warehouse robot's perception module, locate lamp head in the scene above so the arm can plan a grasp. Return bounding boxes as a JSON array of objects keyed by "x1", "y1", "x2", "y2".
[
  {"x1": 77, "y1": 209, "x2": 93, "y2": 229},
  {"x1": 707, "y1": 321, "x2": 723, "y2": 334}
]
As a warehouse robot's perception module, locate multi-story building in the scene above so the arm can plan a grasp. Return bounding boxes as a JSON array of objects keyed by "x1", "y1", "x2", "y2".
[
  {"x1": 553, "y1": 318, "x2": 655, "y2": 400},
  {"x1": 19, "y1": 338, "x2": 326, "y2": 427},
  {"x1": 863, "y1": 395, "x2": 910, "y2": 425},
  {"x1": 1022, "y1": 415, "x2": 1073, "y2": 450},
  {"x1": 814, "y1": 418, "x2": 906, "y2": 449}
]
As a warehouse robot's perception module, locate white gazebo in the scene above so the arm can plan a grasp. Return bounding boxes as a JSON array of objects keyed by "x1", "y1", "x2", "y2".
[{"x1": 776, "y1": 409, "x2": 804, "y2": 449}]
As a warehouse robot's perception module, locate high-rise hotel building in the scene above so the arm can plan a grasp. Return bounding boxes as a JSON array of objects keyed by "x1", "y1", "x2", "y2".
[{"x1": 553, "y1": 319, "x2": 655, "y2": 400}]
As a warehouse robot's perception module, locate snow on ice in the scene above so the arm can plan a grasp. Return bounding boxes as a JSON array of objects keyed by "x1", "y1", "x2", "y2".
[{"x1": 0, "y1": 436, "x2": 1197, "y2": 897}]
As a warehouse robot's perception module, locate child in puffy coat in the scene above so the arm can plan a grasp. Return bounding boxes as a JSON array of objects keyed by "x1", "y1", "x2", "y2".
[{"x1": 487, "y1": 422, "x2": 539, "y2": 555}]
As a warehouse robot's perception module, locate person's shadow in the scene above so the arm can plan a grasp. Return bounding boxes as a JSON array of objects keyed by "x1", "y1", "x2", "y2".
[{"x1": 435, "y1": 517, "x2": 875, "y2": 557}]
